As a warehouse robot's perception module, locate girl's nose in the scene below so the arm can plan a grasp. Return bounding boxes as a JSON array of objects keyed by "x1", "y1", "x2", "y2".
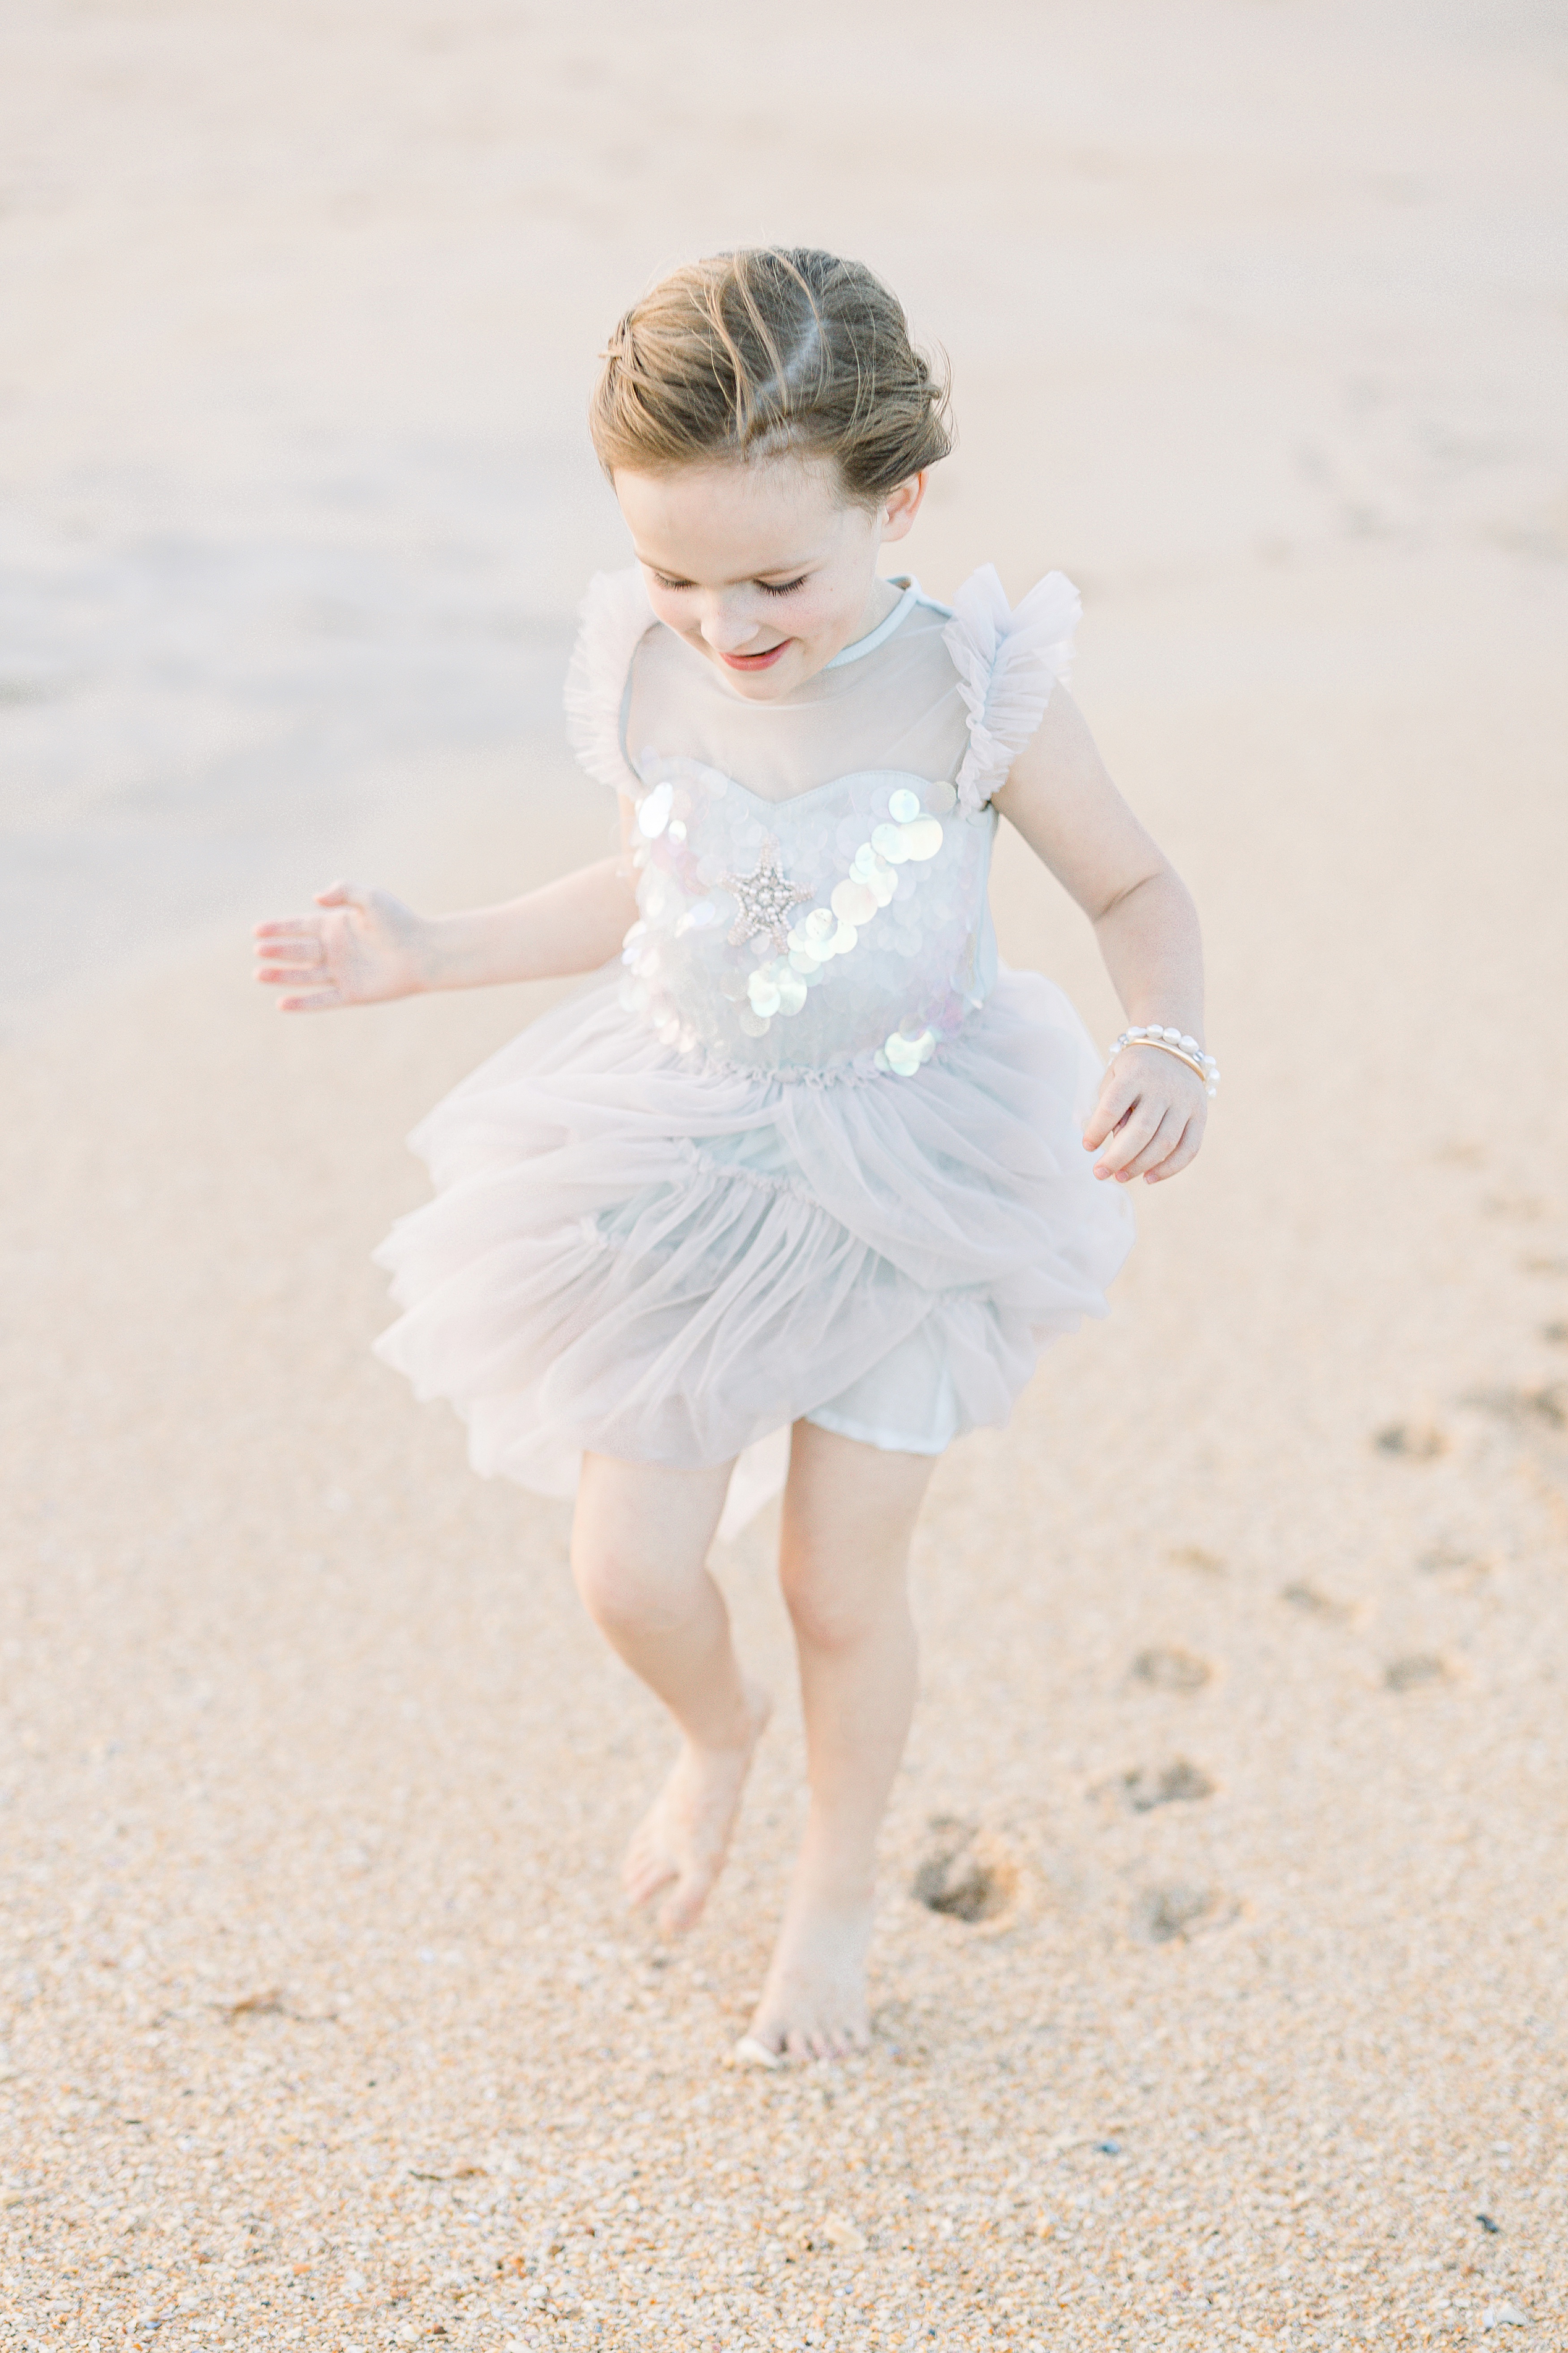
[{"x1": 699, "y1": 601, "x2": 764, "y2": 654}]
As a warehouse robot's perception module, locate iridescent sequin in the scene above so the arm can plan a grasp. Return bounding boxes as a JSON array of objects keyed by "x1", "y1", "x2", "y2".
[{"x1": 878, "y1": 1027, "x2": 937, "y2": 1076}]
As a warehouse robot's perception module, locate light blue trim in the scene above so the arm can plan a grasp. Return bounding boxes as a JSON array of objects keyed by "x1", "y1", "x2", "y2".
[{"x1": 823, "y1": 577, "x2": 942, "y2": 669}]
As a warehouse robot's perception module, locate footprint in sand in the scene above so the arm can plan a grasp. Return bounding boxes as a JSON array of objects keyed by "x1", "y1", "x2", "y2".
[
  {"x1": 1432, "y1": 1141, "x2": 1486, "y2": 1168},
  {"x1": 1482, "y1": 1193, "x2": 1548, "y2": 1222},
  {"x1": 1384, "y1": 1653, "x2": 1451, "y2": 1693},
  {"x1": 1135, "y1": 1884, "x2": 1219, "y2": 1944},
  {"x1": 911, "y1": 1819, "x2": 1018, "y2": 1924},
  {"x1": 1418, "y1": 1543, "x2": 1493, "y2": 1586},
  {"x1": 1131, "y1": 1645, "x2": 1212, "y2": 1692},
  {"x1": 1279, "y1": 1581, "x2": 1356, "y2": 1622},
  {"x1": 1374, "y1": 1422, "x2": 1448, "y2": 1459},
  {"x1": 1168, "y1": 1544, "x2": 1225, "y2": 1576},
  {"x1": 1119, "y1": 1760, "x2": 1215, "y2": 1812},
  {"x1": 1461, "y1": 1382, "x2": 1565, "y2": 1431}
]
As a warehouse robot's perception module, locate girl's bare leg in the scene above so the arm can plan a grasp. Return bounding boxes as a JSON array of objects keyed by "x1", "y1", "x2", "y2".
[
  {"x1": 746, "y1": 1421, "x2": 935, "y2": 2063},
  {"x1": 572, "y1": 1453, "x2": 771, "y2": 1934}
]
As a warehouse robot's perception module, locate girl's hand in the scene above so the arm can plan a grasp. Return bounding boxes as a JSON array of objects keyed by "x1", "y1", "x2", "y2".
[
  {"x1": 252, "y1": 882, "x2": 431, "y2": 1012},
  {"x1": 1083, "y1": 1045, "x2": 1208, "y2": 1185}
]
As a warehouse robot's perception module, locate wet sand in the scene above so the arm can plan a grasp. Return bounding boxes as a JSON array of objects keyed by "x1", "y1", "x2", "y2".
[{"x1": 3, "y1": 2, "x2": 1568, "y2": 2346}]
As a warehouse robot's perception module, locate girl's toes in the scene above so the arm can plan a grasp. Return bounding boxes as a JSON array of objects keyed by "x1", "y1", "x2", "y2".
[
  {"x1": 657, "y1": 1887, "x2": 692, "y2": 1935},
  {"x1": 625, "y1": 1853, "x2": 675, "y2": 1908},
  {"x1": 660, "y1": 1874, "x2": 707, "y2": 1933}
]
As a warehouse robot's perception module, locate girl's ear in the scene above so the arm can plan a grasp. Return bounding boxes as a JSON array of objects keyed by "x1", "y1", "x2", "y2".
[{"x1": 879, "y1": 472, "x2": 928, "y2": 545}]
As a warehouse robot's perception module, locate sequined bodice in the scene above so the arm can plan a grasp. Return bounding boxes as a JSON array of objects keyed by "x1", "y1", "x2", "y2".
[
  {"x1": 618, "y1": 763, "x2": 997, "y2": 1077},
  {"x1": 567, "y1": 561, "x2": 1084, "y2": 1079}
]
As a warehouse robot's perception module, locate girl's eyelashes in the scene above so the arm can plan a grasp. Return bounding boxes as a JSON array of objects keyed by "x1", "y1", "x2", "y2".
[{"x1": 647, "y1": 571, "x2": 808, "y2": 596}]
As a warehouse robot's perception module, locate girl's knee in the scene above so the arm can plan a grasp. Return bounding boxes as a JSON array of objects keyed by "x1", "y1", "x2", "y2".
[
  {"x1": 778, "y1": 1543, "x2": 903, "y2": 1653},
  {"x1": 571, "y1": 1528, "x2": 692, "y2": 1636},
  {"x1": 571, "y1": 1455, "x2": 733, "y2": 1635}
]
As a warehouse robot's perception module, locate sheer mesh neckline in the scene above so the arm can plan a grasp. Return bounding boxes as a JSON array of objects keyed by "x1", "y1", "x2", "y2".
[
  {"x1": 567, "y1": 559, "x2": 1081, "y2": 817},
  {"x1": 625, "y1": 584, "x2": 970, "y2": 809},
  {"x1": 823, "y1": 578, "x2": 941, "y2": 669}
]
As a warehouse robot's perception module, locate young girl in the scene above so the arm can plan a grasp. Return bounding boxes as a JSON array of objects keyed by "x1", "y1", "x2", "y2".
[{"x1": 254, "y1": 249, "x2": 1213, "y2": 2067}]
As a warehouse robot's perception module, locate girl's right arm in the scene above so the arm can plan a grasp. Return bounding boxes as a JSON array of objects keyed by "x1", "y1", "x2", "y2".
[{"x1": 253, "y1": 839, "x2": 638, "y2": 1015}]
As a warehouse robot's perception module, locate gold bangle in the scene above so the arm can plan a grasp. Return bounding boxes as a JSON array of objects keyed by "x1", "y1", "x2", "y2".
[
  {"x1": 1115, "y1": 1036, "x2": 1206, "y2": 1083},
  {"x1": 1109, "y1": 1026, "x2": 1220, "y2": 1098}
]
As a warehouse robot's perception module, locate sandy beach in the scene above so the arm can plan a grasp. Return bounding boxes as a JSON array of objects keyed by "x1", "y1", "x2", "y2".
[{"x1": 4, "y1": 2, "x2": 1568, "y2": 2345}]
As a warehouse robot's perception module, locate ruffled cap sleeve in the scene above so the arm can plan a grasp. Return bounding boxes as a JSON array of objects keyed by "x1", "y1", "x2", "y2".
[
  {"x1": 563, "y1": 566, "x2": 657, "y2": 798},
  {"x1": 943, "y1": 565, "x2": 1081, "y2": 814}
]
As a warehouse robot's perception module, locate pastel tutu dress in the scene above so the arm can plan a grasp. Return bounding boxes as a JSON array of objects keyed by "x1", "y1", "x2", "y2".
[{"x1": 373, "y1": 566, "x2": 1134, "y2": 1533}]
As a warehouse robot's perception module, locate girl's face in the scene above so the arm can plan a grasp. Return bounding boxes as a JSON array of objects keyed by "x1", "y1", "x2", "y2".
[{"x1": 613, "y1": 454, "x2": 925, "y2": 702}]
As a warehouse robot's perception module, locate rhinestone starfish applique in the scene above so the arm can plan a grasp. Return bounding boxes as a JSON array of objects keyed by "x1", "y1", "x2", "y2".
[{"x1": 720, "y1": 838, "x2": 814, "y2": 950}]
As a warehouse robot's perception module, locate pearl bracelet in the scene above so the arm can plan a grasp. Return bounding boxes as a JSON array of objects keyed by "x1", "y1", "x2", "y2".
[{"x1": 1109, "y1": 1025, "x2": 1221, "y2": 1098}]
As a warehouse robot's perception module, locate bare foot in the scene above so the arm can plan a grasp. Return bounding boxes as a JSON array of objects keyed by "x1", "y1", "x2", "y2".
[
  {"x1": 623, "y1": 1684, "x2": 771, "y2": 1934},
  {"x1": 743, "y1": 1882, "x2": 874, "y2": 2063}
]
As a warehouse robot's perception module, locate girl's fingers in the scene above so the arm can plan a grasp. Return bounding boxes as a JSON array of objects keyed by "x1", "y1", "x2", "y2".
[
  {"x1": 1097, "y1": 1107, "x2": 1167, "y2": 1181},
  {"x1": 1093, "y1": 1101, "x2": 1161, "y2": 1177},
  {"x1": 314, "y1": 880, "x2": 366, "y2": 910},
  {"x1": 1083, "y1": 1071, "x2": 1140, "y2": 1150},
  {"x1": 1115, "y1": 1111, "x2": 1180, "y2": 1182},
  {"x1": 276, "y1": 987, "x2": 345, "y2": 1013},
  {"x1": 254, "y1": 943, "x2": 325, "y2": 969},
  {"x1": 1144, "y1": 1116, "x2": 1204, "y2": 1184},
  {"x1": 254, "y1": 958, "x2": 326, "y2": 985}
]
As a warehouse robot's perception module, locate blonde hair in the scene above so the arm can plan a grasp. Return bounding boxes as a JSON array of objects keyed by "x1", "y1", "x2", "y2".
[{"x1": 589, "y1": 248, "x2": 952, "y2": 506}]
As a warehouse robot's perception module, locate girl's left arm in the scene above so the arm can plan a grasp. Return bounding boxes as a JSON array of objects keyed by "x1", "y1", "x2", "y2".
[{"x1": 991, "y1": 686, "x2": 1208, "y2": 1187}]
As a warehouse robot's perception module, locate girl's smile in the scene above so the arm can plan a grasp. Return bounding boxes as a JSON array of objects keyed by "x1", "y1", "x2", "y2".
[{"x1": 720, "y1": 639, "x2": 792, "y2": 671}]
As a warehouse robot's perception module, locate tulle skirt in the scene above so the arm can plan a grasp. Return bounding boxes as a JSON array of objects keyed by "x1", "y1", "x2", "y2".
[{"x1": 372, "y1": 965, "x2": 1134, "y2": 1533}]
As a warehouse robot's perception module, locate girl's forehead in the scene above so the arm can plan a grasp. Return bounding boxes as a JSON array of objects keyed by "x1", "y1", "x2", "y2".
[{"x1": 614, "y1": 456, "x2": 863, "y2": 576}]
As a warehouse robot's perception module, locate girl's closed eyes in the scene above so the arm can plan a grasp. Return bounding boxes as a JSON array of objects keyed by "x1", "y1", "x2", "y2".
[{"x1": 649, "y1": 572, "x2": 807, "y2": 595}]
